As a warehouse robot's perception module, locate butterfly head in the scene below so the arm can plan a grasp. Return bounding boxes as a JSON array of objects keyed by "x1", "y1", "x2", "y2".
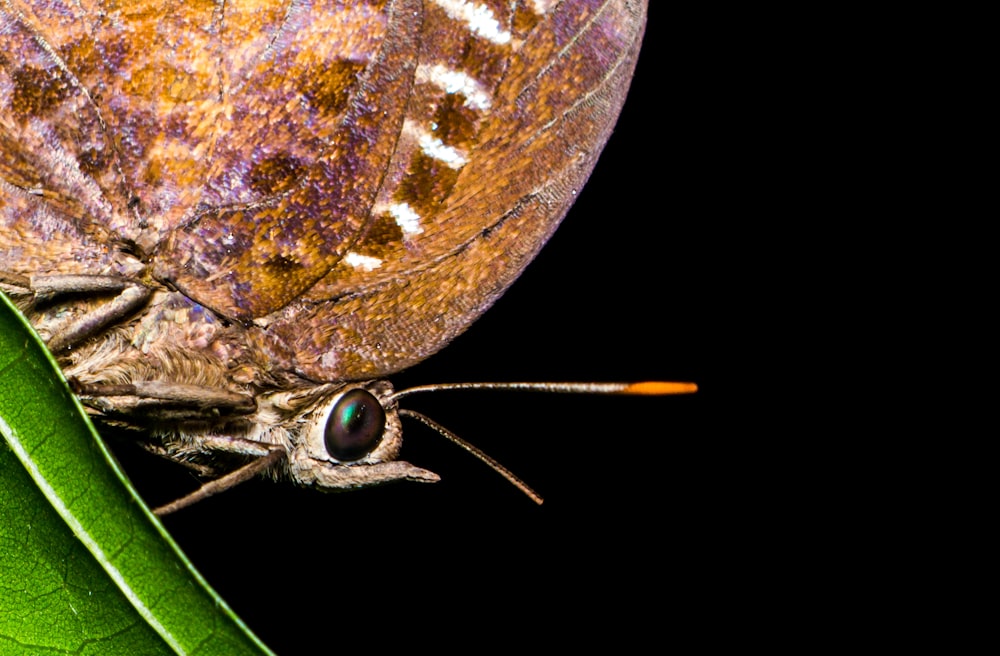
[{"x1": 256, "y1": 380, "x2": 439, "y2": 492}]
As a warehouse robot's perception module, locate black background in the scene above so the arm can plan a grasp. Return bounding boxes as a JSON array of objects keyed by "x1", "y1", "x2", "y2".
[{"x1": 119, "y1": 4, "x2": 724, "y2": 652}]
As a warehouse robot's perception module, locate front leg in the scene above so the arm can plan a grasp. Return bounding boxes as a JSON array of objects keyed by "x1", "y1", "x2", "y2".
[
  {"x1": 150, "y1": 438, "x2": 288, "y2": 516},
  {"x1": 73, "y1": 380, "x2": 256, "y2": 421}
]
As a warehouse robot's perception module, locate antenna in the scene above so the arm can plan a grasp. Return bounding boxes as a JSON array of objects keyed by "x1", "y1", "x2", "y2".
[{"x1": 392, "y1": 380, "x2": 698, "y2": 504}]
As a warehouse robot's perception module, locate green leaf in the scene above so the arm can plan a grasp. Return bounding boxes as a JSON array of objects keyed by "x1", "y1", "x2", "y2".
[{"x1": 0, "y1": 291, "x2": 273, "y2": 656}]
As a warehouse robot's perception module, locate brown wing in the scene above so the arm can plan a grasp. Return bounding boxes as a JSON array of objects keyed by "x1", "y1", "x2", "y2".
[
  {"x1": 1, "y1": 0, "x2": 646, "y2": 382},
  {"x1": 251, "y1": 0, "x2": 649, "y2": 381},
  {"x1": 0, "y1": 0, "x2": 130, "y2": 277}
]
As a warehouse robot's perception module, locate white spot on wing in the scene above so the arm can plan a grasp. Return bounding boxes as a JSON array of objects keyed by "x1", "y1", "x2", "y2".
[
  {"x1": 387, "y1": 202, "x2": 423, "y2": 235},
  {"x1": 403, "y1": 119, "x2": 468, "y2": 169},
  {"x1": 344, "y1": 252, "x2": 383, "y2": 271},
  {"x1": 420, "y1": 133, "x2": 467, "y2": 168},
  {"x1": 416, "y1": 64, "x2": 492, "y2": 111},
  {"x1": 530, "y1": 0, "x2": 558, "y2": 15},
  {"x1": 432, "y1": 0, "x2": 512, "y2": 45}
]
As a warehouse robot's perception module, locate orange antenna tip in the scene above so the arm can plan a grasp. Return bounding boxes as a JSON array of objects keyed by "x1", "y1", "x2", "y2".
[{"x1": 623, "y1": 381, "x2": 698, "y2": 395}]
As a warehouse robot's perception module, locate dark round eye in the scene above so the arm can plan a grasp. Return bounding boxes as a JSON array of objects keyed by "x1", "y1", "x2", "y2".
[{"x1": 324, "y1": 388, "x2": 386, "y2": 462}]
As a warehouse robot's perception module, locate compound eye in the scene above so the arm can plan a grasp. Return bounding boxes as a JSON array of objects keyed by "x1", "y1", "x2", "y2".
[{"x1": 324, "y1": 389, "x2": 386, "y2": 462}]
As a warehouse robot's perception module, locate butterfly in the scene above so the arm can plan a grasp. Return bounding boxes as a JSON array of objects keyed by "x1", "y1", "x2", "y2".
[{"x1": 1, "y1": 0, "x2": 692, "y2": 514}]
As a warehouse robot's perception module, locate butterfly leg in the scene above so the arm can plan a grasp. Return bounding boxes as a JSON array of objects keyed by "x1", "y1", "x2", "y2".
[
  {"x1": 72, "y1": 380, "x2": 257, "y2": 420},
  {"x1": 150, "y1": 438, "x2": 288, "y2": 516},
  {"x1": 71, "y1": 382, "x2": 274, "y2": 513},
  {"x1": 0, "y1": 272, "x2": 151, "y2": 353}
]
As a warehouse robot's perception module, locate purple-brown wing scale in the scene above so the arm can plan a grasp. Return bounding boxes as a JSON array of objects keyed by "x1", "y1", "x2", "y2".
[{"x1": 1, "y1": 0, "x2": 648, "y2": 501}]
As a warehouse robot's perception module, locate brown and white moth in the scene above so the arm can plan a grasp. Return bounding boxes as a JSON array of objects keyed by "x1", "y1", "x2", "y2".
[{"x1": 1, "y1": 0, "x2": 692, "y2": 513}]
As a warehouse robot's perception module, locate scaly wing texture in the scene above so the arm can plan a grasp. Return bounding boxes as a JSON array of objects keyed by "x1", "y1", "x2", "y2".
[{"x1": 0, "y1": 0, "x2": 646, "y2": 383}]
